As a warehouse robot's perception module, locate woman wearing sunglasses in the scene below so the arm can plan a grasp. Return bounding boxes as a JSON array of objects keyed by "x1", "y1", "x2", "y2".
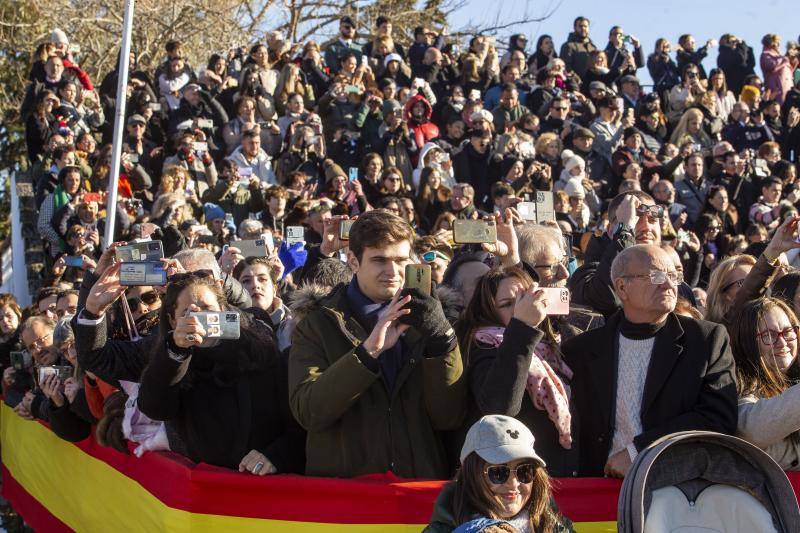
[
  {"x1": 728, "y1": 297, "x2": 800, "y2": 469},
  {"x1": 425, "y1": 415, "x2": 573, "y2": 532}
]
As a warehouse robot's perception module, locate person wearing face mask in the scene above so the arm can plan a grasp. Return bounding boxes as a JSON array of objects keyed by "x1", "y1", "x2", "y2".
[
  {"x1": 425, "y1": 415, "x2": 573, "y2": 532},
  {"x1": 729, "y1": 297, "x2": 800, "y2": 469}
]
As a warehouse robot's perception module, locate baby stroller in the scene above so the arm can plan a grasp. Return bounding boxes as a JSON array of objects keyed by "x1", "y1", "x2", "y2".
[{"x1": 617, "y1": 431, "x2": 800, "y2": 533}]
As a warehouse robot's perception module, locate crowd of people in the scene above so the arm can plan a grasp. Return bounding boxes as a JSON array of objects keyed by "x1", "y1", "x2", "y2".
[{"x1": 3, "y1": 13, "x2": 800, "y2": 531}]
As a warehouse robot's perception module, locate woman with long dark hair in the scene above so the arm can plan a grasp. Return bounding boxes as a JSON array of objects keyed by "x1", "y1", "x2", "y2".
[
  {"x1": 455, "y1": 267, "x2": 576, "y2": 476},
  {"x1": 425, "y1": 414, "x2": 573, "y2": 532},
  {"x1": 728, "y1": 297, "x2": 800, "y2": 469}
]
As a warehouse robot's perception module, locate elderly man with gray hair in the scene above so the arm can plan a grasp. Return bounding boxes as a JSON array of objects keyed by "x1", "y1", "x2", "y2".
[{"x1": 563, "y1": 244, "x2": 737, "y2": 478}]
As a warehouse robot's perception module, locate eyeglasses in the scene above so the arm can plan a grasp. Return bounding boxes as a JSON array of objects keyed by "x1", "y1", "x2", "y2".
[
  {"x1": 635, "y1": 204, "x2": 665, "y2": 219},
  {"x1": 757, "y1": 326, "x2": 798, "y2": 346},
  {"x1": 421, "y1": 250, "x2": 450, "y2": 264},
  {"x1": 533, "y1": 256, "x2": 569, "y2": 275},
  {"x1": 484, "y1": 463, "x2": 537, "y2": 485},
  {"x1": 623, "y1": 269, "x2": 683, "y2": 285},
  {"x1": 27, "y1": 332, "x2": 52, "y2": 351},
  {"x1": 126, "y1": 291, "x2": 160, "y2": 310},
  {"x1": 722, "y1": 277, "x2": 745, "y2": 293}
]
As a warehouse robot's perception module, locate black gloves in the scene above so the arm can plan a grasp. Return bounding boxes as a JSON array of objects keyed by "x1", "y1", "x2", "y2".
[{"x1": 399, "y1": 288, "x2": 457, "y2": 358}]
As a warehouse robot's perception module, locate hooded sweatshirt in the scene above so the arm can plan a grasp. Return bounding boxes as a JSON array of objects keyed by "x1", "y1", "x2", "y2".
[{"x1": 404, "y1": 93, "x2": 440, "y2": 152}]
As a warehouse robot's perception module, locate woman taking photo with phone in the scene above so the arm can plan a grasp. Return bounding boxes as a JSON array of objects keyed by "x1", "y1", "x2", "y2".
[
  {"x1": 81, "y1": 262, "x2": 304, "y2": 474},
  {"x1": 729, "y1": 297, "x2": 800, "y2": 469},
  {"x1": 425, "y1": 414, "x2": 573, "y2": 532},
  {"x1": 455, "y1": 266, "x2": 577, "y2": 477}
]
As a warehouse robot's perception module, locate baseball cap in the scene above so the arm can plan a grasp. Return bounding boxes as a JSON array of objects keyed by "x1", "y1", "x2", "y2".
[
  {"x1": 460, "y1": 415, "x2": 545, "y2": 466},
  {"x1": 127, "y1": 114, "x2": 146, "y2": 126}
]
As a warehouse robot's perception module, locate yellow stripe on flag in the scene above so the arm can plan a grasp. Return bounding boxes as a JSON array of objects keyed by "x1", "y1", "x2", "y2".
[{"x1": 0, "y1": 403, "x2": 616, "y2": 531}]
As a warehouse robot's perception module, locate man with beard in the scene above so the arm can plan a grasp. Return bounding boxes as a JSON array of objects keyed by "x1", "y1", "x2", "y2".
[{"x1": 559, "y1": 16, "x2": 598, "y2": 79}]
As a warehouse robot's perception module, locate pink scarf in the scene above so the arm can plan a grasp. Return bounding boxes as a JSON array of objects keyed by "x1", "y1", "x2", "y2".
[{"x1": 475, "y1": 327, "x2": 573, "y2": 449}]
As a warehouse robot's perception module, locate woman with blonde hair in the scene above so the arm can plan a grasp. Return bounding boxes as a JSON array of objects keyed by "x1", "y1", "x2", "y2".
[
  {"x1": 158, "y1": 165, "x2": 191, "y2": 195},
  {"x1": 669, "y1": 107, "x2": 714, "y2": 149},
  {"x1": 705, "y1": 255, "x2": 758, "y2": 323},
  {"x1": 274, "y1": 62, "x2": 315, "y2": 116}
]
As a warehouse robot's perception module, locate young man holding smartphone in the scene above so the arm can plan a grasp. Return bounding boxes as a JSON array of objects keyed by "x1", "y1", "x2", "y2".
[{"x1": 288, "y1": 210, "x2": 466, "y2": 478}]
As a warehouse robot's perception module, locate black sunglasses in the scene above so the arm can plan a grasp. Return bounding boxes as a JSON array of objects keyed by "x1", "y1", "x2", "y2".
[
  {"x1": 126, "y1": 291, "x2": 160, "y2": 309},
  {"x1": 484, "y1": 463, "x2": 537, "y2": 485}
]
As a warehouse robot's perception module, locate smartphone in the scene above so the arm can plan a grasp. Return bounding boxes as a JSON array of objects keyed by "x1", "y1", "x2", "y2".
[
  {"x1": 344, "y1": 84, "x2": 361, "y2": 94},
  {"x1": 65, "y1": 255, "x2": 84, "y2": 268},
  {"x1": 82, "y1": 192, "x2": 103, "y2": 203},
  {"x1": 116, "y1": 241, "x2": 164, "y2": 263},
  {"x1": 38, "y1": 365, "x2": 74, "y2": 383},
  {"x1": 517, "y1": 202, "x2": 537, "y2": 222},
  {"x1": 285, "y1": 226, "x2": 305, "y2": 245},
  {"x1": 360, "y1": 54, "x2": 369, "y2": 67},
  {"x1": 348, "y1": 167, "x2": 359, "y2": 182},
  {"x1": 338, "y1": 219, "x2": 355, "y2": 240},
  {"x1": 189, "y1": 311, "x2": 241, "y2": 339},
  {"x1": 540, "y1": 287, "x2": 570, "y2": 315},
  {"x1": 615, "y1": 97, "x2": 625, "y2": 110},
  {"x1": 453, "y1": 219, "x2": 497, "y2": 244},
  {"x1": 194, "y1": 142, "x2": 208, "y2": 153},
  {"x1": 119, "y1": 261, "x2": 167, "y2": 286},
  {"x1": 224, "y1": 213, "x2": 234, "y2": 224},
  {"x1": 197, "y1": 118, "x2": 214, "y2": 129},
  {"x1": 404, "y1": 264, "x2": 432, "y2": 296},
  {"x1": 185, "y1": 179, "x2": 195, "y2": 195},
  {"x1": 68, "y1": 44, "x2": 81, "y2": 54},
  {"x1": 228, "y1": 238, "x2": 268, "y2": 258},
  {"x1": 149, "y1": 102, "x2": 162, "y2": 112},
  {"x1": 10, "y1": 351, "x2": 32, "y2": 371},
  {"x1": 125, "y1": 152, "x2": 139, "y2": 164},
  {"x1": 238, "y1": 167, "x2": 253, "y2": 177},
  {"x1": 534, "y1": 191, "x2": 555, "y2": 222}
]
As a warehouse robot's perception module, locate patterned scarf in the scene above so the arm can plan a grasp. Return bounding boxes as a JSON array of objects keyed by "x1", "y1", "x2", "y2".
[{"x1": 474, "y1": 326, "x2": 573, "y2": 449}]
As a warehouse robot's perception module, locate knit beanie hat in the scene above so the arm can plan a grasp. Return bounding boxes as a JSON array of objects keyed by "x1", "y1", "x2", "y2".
[
  {"x1": 564, "y1": 178, "x2": 586, "y2": 198},
  {"x1": 382, "y1": 99, "x2": 402, "y2": 117},
  {"x1": 740, "y1": 85, "x2": 761, "y2": 109},
  {"x1": 203, "y1": 202, "x2": 226, "y2": 222},
  {"x1": 323, "y1": 158, "x2": 347, "y2": 184},
  {"x1": 51, "y1": 28, "x2": 69, "y2": 45},
  {"x1": 623, "y1": 127, "x2": 641, "y2": 141},
  {"x1": 563, "y1": 154, "x2": 585, "y2": 173}
]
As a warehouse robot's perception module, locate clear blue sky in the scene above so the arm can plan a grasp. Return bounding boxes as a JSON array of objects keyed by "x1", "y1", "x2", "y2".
[{"x1": 447, "y1": 0, "x2": 799, "y2": 85}]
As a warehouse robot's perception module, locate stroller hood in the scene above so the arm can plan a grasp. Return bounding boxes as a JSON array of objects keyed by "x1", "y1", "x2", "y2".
[{"x1": 617, "y1": 431, "x2": 800, "y2": 533}]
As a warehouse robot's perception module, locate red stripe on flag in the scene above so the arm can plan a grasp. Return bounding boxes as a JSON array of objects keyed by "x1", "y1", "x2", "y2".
[{"x1": 1, "y1": 465, "x2": 72, "y2": 533}]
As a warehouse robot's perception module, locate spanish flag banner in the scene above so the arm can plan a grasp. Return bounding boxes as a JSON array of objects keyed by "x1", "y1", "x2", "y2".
[{"x1": 4, "y1": 403, "x2": 796, "y2": 532}]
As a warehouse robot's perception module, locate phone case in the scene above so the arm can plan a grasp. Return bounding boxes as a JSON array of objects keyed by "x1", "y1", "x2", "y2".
[
  {"x1": 338, "y1": 220, "x2": 354, "y2": 240},
  {"x1": 10, "y1": 351, "x2": 32, "y2": 371},
  {"x1": 404, "y1": 264, "x2": 431, "y2": 296},
  {"x1": 540, "y1": 288, "x2": 570, "y2": 315},
  {"x1": 65, "y1": 256, "x2": 84, "y2": 268},
  {"x1": 285, "y1": 226, "x2": 305, "y2": 245},
  {"x1": 119, "y1": 262, "x2": 167, "y2": 286},
  {"x1": 116, "y1": 241, "x2": 164, "y2": 262},
  {"x1": 231, "y1": 239, "x2": 268, "y2": 258},
  {"x1": 453, "y1": 220, "x2": 497, "y2": 244},
  {"x1": 534, "y1": 191, "x2": 555, "y2": 222},
  {"x1": 190, "y1": 311, "x2": 241, "y2": 339}
]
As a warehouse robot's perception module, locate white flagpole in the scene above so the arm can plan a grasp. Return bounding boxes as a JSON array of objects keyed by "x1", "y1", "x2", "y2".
[{"x1": 104, "y1": 0, "x2": 136, "y2": 248}]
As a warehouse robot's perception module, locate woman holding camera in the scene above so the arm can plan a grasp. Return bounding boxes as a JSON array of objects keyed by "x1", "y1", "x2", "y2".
[
  {"x1": 455, "y1": 266, "x2": 578, "y2": 477},
  {"x1": 84, "y1": 264, "x2": 304, "y2": 473},
  {"x1": 425, "y1": 414, "x2": 573, "y2": 532}
]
